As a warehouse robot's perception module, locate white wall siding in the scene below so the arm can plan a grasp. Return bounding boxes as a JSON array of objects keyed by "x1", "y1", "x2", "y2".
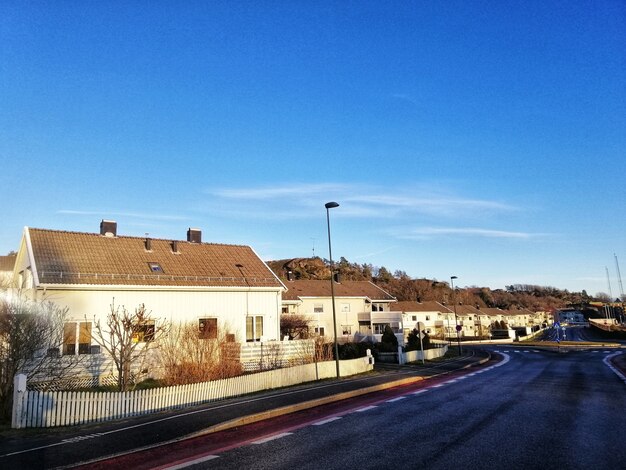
[{"x1": 43, "y1": 288, "x2": 282, "y2": 343}]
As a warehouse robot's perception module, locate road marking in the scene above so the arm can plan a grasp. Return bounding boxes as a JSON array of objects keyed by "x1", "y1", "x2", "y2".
[
  {"x1": 386, "y1": 396, "x2": 406, "y2": 403},
  {"x1": 430, "y1": 384, "x2": 444, "y2": 388},
  {"x1": 443, "y1": 380, "x2": 457, "y2": 384},
  {"x1": 313, "y1": 417, "x2": 342, "y2": 426},
  {"x1": 62, "y1": 433, "x2": 103, "y2": 443},
  {"x1": 603, "y1": 352, "x2": 626, "y2": 385},
  {"x1": 355, "y1": 405, "x2": 378, "y2": 412},
  {"x1": 163, "y1": 454, "x2": 220, "y2": 469},
  {"x1": 251, "y1": 433, "x2": 293, "y2": 445},
  {"x1": 411, "y1": 389, "x2": 428, "y2": 395}
]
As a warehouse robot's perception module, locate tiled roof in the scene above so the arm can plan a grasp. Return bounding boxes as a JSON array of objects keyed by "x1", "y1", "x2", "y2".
[
  {"x1": 392, "y1": 300, "x2": 452, "y2": 313},
  {"x1": 282, "y1": 280, "x2": 395, "y2": 301},
  {"x1": 27, "y1": 228, "x2": 283, "y2": 288},
  {"x1": 0, "y1": 254, "x2": 16, "y2": 272}
]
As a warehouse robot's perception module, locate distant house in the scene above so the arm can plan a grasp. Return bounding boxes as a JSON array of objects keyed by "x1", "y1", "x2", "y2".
[
  {"x1": 281, "y1": 278, "x2": 402, "y2": 344},
  {"x1": 10, "y1": 221, "x2": 286, "y2": 373},
  {"x1": 0, "y1": 253, "x2": 16, "y2": 289},
  {"x1": 392, "y1": 300, "x2": 452, "y2": 341}
]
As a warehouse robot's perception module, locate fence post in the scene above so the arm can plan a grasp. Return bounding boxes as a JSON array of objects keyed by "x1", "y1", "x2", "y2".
[
  {"x1": 12, "y1": 373, "x2": 27, "y2": 429},
  {"x1": 397, "y1": 346, "x2": 405, "y2": 365}
]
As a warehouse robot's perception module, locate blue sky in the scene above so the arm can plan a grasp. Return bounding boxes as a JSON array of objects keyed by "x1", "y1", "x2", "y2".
[{"x1": 1, "y1": 1, "x2": 624, "y2": 295}]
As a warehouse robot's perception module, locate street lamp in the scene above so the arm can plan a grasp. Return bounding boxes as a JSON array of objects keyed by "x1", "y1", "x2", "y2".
[
  {"x1": 325, "y1": 201, "x2": 341, "y2": 378},
  {"x1": 450, "y1": 276, "x2": 462, "y2": 355}
]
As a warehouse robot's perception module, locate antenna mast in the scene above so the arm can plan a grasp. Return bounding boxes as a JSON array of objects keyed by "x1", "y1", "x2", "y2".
[{"x1": 615, "y1": 253, "x2": 624, "y2": 300}]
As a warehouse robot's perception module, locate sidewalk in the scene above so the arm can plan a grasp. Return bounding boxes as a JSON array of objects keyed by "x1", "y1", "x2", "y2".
[{"x1": 0, "y1": 349, "x2": 492, "y2": 469}]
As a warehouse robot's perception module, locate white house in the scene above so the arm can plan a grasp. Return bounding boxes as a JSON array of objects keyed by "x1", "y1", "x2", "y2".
[
  {"x1": 281, "y1": 278, "x2": 402, "y2": 344},
  {"x1": 10, "y1": 221, "x2": 286, "y2": 366},
  {"x1": 393, "y1": 300, "x2": 452, "y2": 341}
]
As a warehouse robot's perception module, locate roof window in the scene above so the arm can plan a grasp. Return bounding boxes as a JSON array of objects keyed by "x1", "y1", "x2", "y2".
[{"x1": 148, "y1": 262, "x2": 163, "y2": 273}]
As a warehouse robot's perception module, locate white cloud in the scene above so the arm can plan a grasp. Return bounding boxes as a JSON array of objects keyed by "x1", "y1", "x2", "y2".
[
  {"x1": 203, "y1": 183, "x2": 516, "y2": 220},
  {"x1": 397, "y1": 227, "x2": 534, "y2": 240}
]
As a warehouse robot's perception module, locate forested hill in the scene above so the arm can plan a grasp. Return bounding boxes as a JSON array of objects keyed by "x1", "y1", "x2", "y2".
[{"x1": 266, "y1": 257, "x2": 595, "y2": 312}]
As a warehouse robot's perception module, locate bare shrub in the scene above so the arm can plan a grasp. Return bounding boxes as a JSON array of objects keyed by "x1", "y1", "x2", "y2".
[
  {"x1": 160, "y1": 321, "x2": 242, "y2": 385},
  {"x1": 313, "y1": 335, "x2": 335, "y2": 362}
]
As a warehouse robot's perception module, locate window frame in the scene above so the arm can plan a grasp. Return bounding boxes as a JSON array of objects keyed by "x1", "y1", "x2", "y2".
[{"x1": 198, "y1": 317, "x2": 218, "y2": 340}]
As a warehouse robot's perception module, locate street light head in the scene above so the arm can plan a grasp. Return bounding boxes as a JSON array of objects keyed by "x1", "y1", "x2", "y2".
[
  {"x1": 451, "y1": 275, "x2": 458, "y2": 280},
  {"x1": 325, "y1": 201, "x2": 339, "y2": 209}
]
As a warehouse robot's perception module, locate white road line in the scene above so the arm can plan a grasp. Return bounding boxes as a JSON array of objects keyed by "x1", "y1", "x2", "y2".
[
  {"x1": 411, "y1": 389, "x2": 428, "y2": 395},
  {"x1": 251, "y1": 433, "x2": 293, "y2": 445},
  {"x1": 313, "y1": 416, "x2": 342, "y2": 426},
  {"x1": 430, "y1": 384, "x2": 444, "y2": 388},
  {"x1": 386, "y1": 396, "x2": 406, "y2": 403},
  {"x1": 603, "y1": 352, "x2": 626, "y2": 385},
  {"x1": 355, "y1": 405, "x2": 378, "y2": 412},
  {"x1": 163, "y1": 454, "x2": 220, "y2": 470}
]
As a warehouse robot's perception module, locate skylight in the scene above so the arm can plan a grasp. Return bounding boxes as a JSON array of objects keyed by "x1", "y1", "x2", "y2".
[{"x1": 148, "y1": 262, "x2": 163, "y2": 273}]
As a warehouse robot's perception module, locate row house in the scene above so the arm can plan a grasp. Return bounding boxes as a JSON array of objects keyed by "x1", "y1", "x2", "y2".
[{"x1": 281, "y1": 279, "x2": 402, "y2": 344}]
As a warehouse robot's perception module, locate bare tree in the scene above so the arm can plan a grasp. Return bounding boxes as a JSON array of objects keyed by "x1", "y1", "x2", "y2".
[
  {"x1": 280, "y1": 314, "x2": 312, "y2": 340},
  {"x1": 0, "y1": 295, "x2": 80, "y2": 420},
  {"x1": 91, "y1": 301, "x2": 168, "y2": 392}
]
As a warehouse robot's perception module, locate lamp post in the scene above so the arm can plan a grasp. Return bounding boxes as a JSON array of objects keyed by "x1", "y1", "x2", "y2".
[
  {"x1": 450, "y1": 276, "x2": 462, "y2": 355},
  {"x1": 325, "y1": 201, "x2": 341, "y2": 378}
]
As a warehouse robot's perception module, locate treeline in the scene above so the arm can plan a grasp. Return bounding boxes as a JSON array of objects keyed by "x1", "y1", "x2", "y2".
[{"x1": 267, "y1": 257, "x2": 594, "y2": 312}]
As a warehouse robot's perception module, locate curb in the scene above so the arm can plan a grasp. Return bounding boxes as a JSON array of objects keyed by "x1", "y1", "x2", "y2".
[{"x1": 186, "y1": 374, "x2": 425, "y2": 438}]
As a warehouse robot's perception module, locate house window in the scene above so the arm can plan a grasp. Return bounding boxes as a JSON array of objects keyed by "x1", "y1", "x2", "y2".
[
  {"x1": 133, "y1": 321, "x2": 155, "y2": 343},
  {"x1": 148, "y1": 262, "x2": 163, "y2": 273},
  {"x1": 246, "y1": 316, "x2": 263, "y2": 342},
  {"x1": 373, "y1": 323, "x2": 389, "y2": 335},
  {"x1": 63, "y1": 322, "x2": 92, "y2": 355},
  {"x1": 341, "y1": 303, "x2": 350, "y2": 313},
  {"x1": 412, "y1": 315, "x2": 417, "y2": 321},
  {"x1": 425, "y1": 315, "x2": 430, "y2": 321},
  {"x1": 315, "y1": 326, "x2": 325, "y2": 336},
  {"x1": 372, "y1": 303, "x2": 385, "y2": 312},
  {"x1": 314, "y1": 304, "x2": 323, "y2": 313},
  {"x1": 198, "y1": 318, "x2": 218, "y2": 339},
  {"x1": 281, "y1": 306, "x2": 289, "y2": 314},
  {"x1": 342, "y1": 325, "x2": 352, "y2": 335}
]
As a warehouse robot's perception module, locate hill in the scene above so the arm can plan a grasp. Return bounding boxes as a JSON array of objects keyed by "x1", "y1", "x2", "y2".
[{"x1": 266, "y1": 257, "x2": 594, "y2": 312}]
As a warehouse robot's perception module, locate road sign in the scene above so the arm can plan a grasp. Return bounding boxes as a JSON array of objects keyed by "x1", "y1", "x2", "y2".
[
  {"x1": 417, "y1": 322, "x2": 426, "y2": 339},
  {"x1": 456, "y1": 325, "x2": 462, "y2": 332},
  {"x1": 554, "y1": 322, "x2": 560, "y2": 328}
]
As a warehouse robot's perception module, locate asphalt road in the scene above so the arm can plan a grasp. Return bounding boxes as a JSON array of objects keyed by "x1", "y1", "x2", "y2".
[
  {"x1": 162, "y1": 347, "x2": 626, "y2": 470},
  {"x1": 0, "y1": 351, "x2": 488, "y2": 469}
]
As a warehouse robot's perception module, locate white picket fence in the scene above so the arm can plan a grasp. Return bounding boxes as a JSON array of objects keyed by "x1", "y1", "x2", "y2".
[{"x1": 12, "y1": 356, "x2": 373, "y2": 429}]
